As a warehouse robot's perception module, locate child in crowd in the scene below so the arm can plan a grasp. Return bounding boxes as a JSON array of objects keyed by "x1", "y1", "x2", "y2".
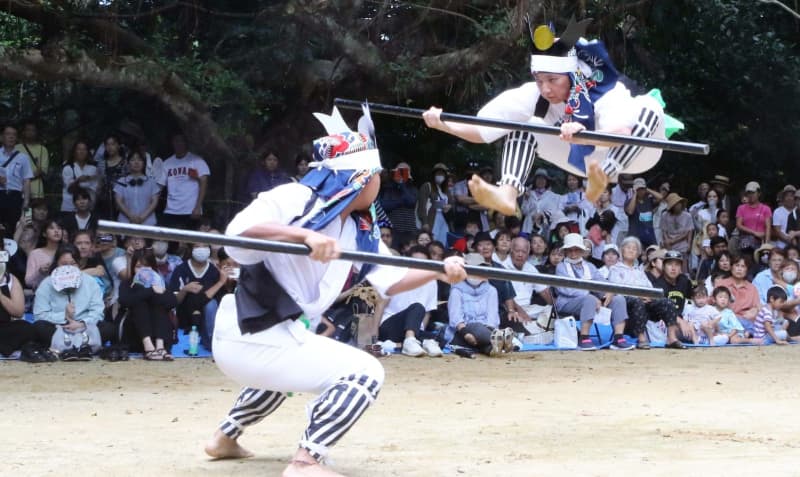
[
  {"x1": 685, "y1": 286, "x2": 718, "y2": 344},
  {"x1": 713, "y1": 286, "x2": 761, "y2": 345},
  {"x1": 753, "y1": 286, "x2": 789, "y2": 345}
]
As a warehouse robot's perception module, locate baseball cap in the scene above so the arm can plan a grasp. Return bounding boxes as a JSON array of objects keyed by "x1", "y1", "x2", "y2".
[
  {"x1": 745, "y1": 181, "x2": 760, "y2": 193},
  {"x1": 632, "y1": 178, "x2": 647, "y2": 191},
  {"x1": 473, "y1": 231, "x2": 494, "y2": 246},
  {"x1": 96, "y1": 233, "x2": 114, "y2": 243},
  {"x1": 663, "y1": 250, "x2": 683, "y2": 263}
]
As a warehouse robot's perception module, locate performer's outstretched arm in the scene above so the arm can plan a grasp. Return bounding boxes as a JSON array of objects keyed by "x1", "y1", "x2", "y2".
[{"x1": 422, "y1": 107, "x2": 486, "y2": 144}]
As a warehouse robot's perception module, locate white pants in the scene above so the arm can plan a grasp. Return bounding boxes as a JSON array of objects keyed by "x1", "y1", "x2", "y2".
[{"x1": 213, "y1": 294, "x2": 385, "y2": 461}]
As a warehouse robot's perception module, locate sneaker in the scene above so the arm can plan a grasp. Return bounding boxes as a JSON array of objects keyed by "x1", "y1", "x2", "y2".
[
  {"x1": 501, "y1": 328, "x2": 515, "y2": 353},
  {"x1": 578, "y1": 338, "x2": 597, "y2": 351},
  {"x1": 401, "y1": 337, "x2": 425, "y2": 357},
  {"x1": 610, "y1": 337, "x2": 634, "y2": 350},
  {"x1": 422, "y1": 339, "x2": 443, "y2": 357},
  {"x1": 490, "y1": 329, "x2": 505, "y2": 356},
  {"x1": 77, "y1": 345, "x2": 93, "y2": 361},
  {"x1": 60, "y1": 347, "x2": 81, "y2": 362}
]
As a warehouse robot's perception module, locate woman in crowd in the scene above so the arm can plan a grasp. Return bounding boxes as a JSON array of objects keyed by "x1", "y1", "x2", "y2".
[
  {"x1": 415, "y1": 163, "x2": 451, "y2": 245},
  {"x1": 415, "y1": 230, "x2": 432, "y2": 248},
  {"x1": 98, "y1": 134, "x2": 128, "y2": 219},
  {"x1": 705, "y1": 250, "x2": 733, "y2": 295},
  {"x1": 715, "y1": 255, "x2": 761, "y2": 328},
  {"x1": 169, "y1": 242, "x2": 230, "y2": 352},
  {"x1": 492, "y1": 229, "x2": 512, "y2": 266},
  {"x1": 114, "y1": 151, "x2": 160, "y2": 225},
  {"x1": 61, "y1": 140, "x2": 99, "y2": 216},
  {"x1": 291, "y1": 153, "x2": 310, "y2": 183},
  {"x1": 520, "y1": 169, "x2": 560, "y2": 236},
  {"x1": 558, "y1": 173, "x2": 592, "y2": 233},
  {"x1": 62, "y1": 188, "x2": 98, "y2": 238},
  {"x1": 72, "y1": 230, "x2": 112, "y2": 298},
  {"x1": 25, "y1": 219, "x2": 63, "y2": 290},
  {"x1": 14, "y1": 199, "x2": 49, "y2": 245},
  {"x1": 644, "y1": 248, "x2": 665, "y2": 283},
  {"x1": 736, "y1": 181, "x2": 772, "y2": 256},
  {"x1": 32, "y1": 245, "x2": 113, "y2": 357},
  {"x1": 538, "y1": 242, "x2": 563, "y2": 275},
  {"x1": 608, "y1": 236, "x2": 685, "y2": 349},
  {"x1": 118, "y1": 249, "x2": 178, "y2": 360},
  {"x1": 660, "y1": 193, "x2": 693, "y2": 272},
  {"x1": 0, "y1": 239, "x2": 37, "y2": 359},
  {"x1": 528, "y1": 234, "x2": 548, "y2": 267}
]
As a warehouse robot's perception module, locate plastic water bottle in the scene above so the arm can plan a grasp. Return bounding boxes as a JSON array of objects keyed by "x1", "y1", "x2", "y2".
[{"x1": 188, "y1": 326, "x2": 199, "y2": 356}]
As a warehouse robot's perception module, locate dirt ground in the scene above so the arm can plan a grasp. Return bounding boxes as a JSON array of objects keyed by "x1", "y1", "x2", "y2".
[{"x1": 2, "y1": 346, "x2": 799, "y2": 477}]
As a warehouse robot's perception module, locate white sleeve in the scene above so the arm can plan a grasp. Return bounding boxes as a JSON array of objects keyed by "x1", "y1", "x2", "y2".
[
  {"x1": 422, "y1": 280, "x2": 438, "y2": 312},
  {"x1": 364, "y1": 240, "x2": 408, "y2": 298},
  {"x1": 224, "y1": 184, "x2": 314, "y2": 265},
  {"x1": 196, "y1": 157, "x2": 211, "y2": 177},
  {"x1": 476, "y1": 82, "x2": 540, "y2": 143},
  {"x1": 773, "y1": 208, "x2": 787, "y2": 228}
]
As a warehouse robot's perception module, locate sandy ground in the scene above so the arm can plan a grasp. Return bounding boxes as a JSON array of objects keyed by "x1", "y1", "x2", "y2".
[{"x1": 2, "y1": 347, "x2": 799, "y2": 477}]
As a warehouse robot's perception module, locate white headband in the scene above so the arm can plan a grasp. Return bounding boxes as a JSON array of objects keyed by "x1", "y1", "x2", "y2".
[
  {"x1": 308, "y1": 149, "x2": 382, "y2": 172},
  {"x1": 530, "y1": 53, "x2": 578, "y2": 74}
]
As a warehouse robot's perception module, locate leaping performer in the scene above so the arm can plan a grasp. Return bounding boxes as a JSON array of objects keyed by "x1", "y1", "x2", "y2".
[
  {"x1": 423, "y1": 17, "x2": 678, "y2": 216},
  {"x1": 203, "y1": 105, "x2": 467, "y2": 477}
]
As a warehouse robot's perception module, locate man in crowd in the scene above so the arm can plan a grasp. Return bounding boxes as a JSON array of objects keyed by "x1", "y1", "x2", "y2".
[
  {"x1": 772, "y1": 185, "x2": 799, "y2": 249},
  {"x1": 159, "y1": 133, "x2": 210, "y2": 230},
  {"x1": 15, "y1": 121, "x2": 49, "y2": 201},
  {"x1": 0, "y1": 125, "x2": 32, "y2": 235}
]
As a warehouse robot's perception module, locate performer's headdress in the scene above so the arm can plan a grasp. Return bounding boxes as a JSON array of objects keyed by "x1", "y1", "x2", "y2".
[
  {"x1": 527, "y1": 16, "x2": 591, "y2": 75},
  {"x1": 299, "y1": 104, "x2": 384, "y2": 280}
]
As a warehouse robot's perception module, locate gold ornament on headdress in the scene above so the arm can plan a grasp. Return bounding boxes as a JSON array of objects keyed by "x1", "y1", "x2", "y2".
[{"x1": 533, "y1": 25, "x2": 555, "y2": 51}]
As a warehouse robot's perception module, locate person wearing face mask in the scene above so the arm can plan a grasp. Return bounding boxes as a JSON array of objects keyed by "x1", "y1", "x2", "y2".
[
  {"x1": 32, "y1": 245, "x2": 113, "y2": 360},
  {"x1": 415, "y1": 163, "x2": 452, "y2": 245},
  {"x1": 752, "y1": 248, "x2": 787, "y2": 304},
  {"x1": 151, "y1": 239, "x2": 183, "y2": 284},
  {"x1": 448, "y1": 253, "x2": 513, "y2": 356},
  {"x1": 521, "y1": 168, "x2": 561, "y2": 236},
  {"x1": 168, "y1": 242, "x2": 229, "y2": 352}
]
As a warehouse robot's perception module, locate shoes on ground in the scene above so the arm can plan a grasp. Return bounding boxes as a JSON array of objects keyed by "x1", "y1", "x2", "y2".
[
  {"x1": 422, "y1": 339, "x2": 443, "y2": 357},
  {"x1": 610, "y1": 337, "x2": 634, "y2": 351},
  {"x1": 401, "y1": 337, "x2": 425, "y2": 357},
  {"x1": 490, "y1": 329, "x2": 505, "y2": 357},
  {"x1": 578, "y1": 338, "x2": 597, "y2": 351}
]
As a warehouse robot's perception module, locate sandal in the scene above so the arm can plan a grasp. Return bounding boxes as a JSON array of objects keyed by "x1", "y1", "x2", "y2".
[
  {"x1": 144, "y1": 349, "x2": 164, "y2": 361},
  {"x1": 665, "y1": 340, "x2": 688, "y2": 350},
  {"x1": 156, "y1": 349, "x2": 174, "y2": 361},
  {"x1": 636, "y1": 341, "x2": 651, "y2": 350}
]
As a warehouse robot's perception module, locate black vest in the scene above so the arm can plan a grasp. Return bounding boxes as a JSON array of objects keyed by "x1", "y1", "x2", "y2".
[{"x1": 234, "y1": 262, "x2": 303, "y2": 334}]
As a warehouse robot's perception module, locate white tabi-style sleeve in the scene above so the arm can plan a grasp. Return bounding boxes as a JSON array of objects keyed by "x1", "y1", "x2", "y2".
[
  {"x1": 476, "y1": 82, "x2": 541, "y2": 143},
  {"x1": 224, "y1": 183, "x2": 315, "y2": 265},
  {"x1": 361, "y1": 240, "x2": 408, "y2": 298}
]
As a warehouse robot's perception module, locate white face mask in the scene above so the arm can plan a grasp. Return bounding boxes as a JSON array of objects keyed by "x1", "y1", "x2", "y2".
[
  {"x1": 0, "y1": 262, "x2": 6, "y2": 278},
  {"x1": 708, "y1": 198, "x2": 717, "y2": 207},
  {"x1": 192, "y1": 247, "x2": 211, "y2": 262},
  {"x1": 783, "y1": 271, "x2": 797, "y2": 283},
  {"x1": 152, "y1": 241, "x2": 168, "y2": 256},
  {"x1": 761, "y1": 254, "x2": 770, "y2": 264},
  {"x1": 565, "y1": 256, "x2": 583, "y2": 265},
  {"x1": 434, "y1": 174, "x2": 446, "y2": 185},
  {"x1": 466, "y1": 278, "x2": 483, "y2": 287}
]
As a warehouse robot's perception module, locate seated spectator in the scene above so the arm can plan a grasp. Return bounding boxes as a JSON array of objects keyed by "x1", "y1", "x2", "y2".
[
  {"x1": 528, "y1": 233, "x2": 548, "y2": 267},
  {"x1": 597, "y1": 244, "x2": 620, "y2": 279},
  {"x1": 608, "y1": 237, "x2": 684, "y2": 349},
  {"x1": 375, "y1": 246, "x2": 442, "y2": 357},
  {"x1": 415, "y1": 230, "x2": 432, "y2": 248},
  {"x1": 25, "y1": 219, "x2": 63, "y2": 290},
  {"x1": 753, "y1": 248, "x2": 786, "y2": 303},
  {"x1": 696, "y1": 235, "x2": 728, "y2": 282},
  {"x1": 244, "y1": 150, "x2": 291, "y2": 199},
  {"x1": 214, "y1": 248, "x2": 239, "y2": 300},
  {"x1": 683, "y1": 286, "x2": 720, "y2": 344},
  {"x1": 548, "y1": 214, "x2": 576, "y2": 246},
  {"x1": 715, "y1": 255, "x2": 762, "y2": 331},
  {"x1": 118, "y1": 249, "x2": 178, "y2": 360},
  {"x1": 62, "y1": 188, "x2": 98, "y2": 239},
  {"x1": 506, "y1": 237, "x2": 552, "y2": 318},
  {"x1": 538, "y1": 242, "x2": 563, "y2": 275},
  {"x1": 473, "y1": 231, "x2": 531, "y2": 328},
  {"x1": 520, "y1": 168, "x2": 560, "y2": 236},
  {"x1": 752, "y1": 243, "x2": 774, "y2": 279},
  {"x1": 32, "y1": 245, "x2": 113, "y2": 357},
  {"x1": 72, "y1": 230, "x2": 112, "y2": 299},
  {"x1": 711, "y1": 286, "x2": 760, "y2": 344},
  {"x1": 448, "y1": 253, "x2": 511, "y2": 356},
  {"x1": 379, "y1": 225, "x2": 400, "y2": 255},
  {"x1": 585, "y1": 209, "x2": 617, "y2": 267},
  {"x1": 786, "y1": 245, "x2": 800, "y2": 264},
  {"x1": 644, "y1": 248, "x2": 665, "y2": 283},
  {"x1": 427, "y1": 241, "x2": 445, "y2": 261},
  {"x1": 0, "y1": 240, "x2": 37, "y2": 358},
  {"x1": 491, "y1": 229, "x2": 512, "y2": 267},
  {"x1": 753, "y1": 286, "x2": 789, "y2": 345},
  {"x1": 114, "y1": 151, "x2": 160, "y2": 225},
  {"x1": 290, "y1": 152, "x2": 310, "y2": 183},
  {"x1": 169, "y1": 242, "x2": 229, "y2": 351},
  {"x1": 555, "y1": 233, "x2": 633, "y2": 351},
  {"x1": 650, "y1": 250, "x2": 694, "y2": 345},
  {"x1": 151, "y1": 239, "x2": 183, "y2": 284},
  {"x1": 95, "y1": 233, "x2": 125, "y2": 296},
  {"x1": 13, "y1": 198, "x2": 49, "y2": 244},
  {"x1": 660, "y1": 193, "x2": 694, "y2": 272},
  {"x1": 61, "y1": 140, "x2": 99, "y2": 217},
  {"x1": 504, "y1": 216, "x2": 522, "y2": 237},
  {"x1": 705, "y1": 250, "x2": 733, "y2": 295},
  {"x1": 4, "y1": 225, "x2": 29, "y2": 285}
]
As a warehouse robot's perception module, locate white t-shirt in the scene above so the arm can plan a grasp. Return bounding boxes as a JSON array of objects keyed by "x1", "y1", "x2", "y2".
[
  {"x1": 504, "y1": 260, "x2": 547, "y2": 307},
  {"x1": 225, "y1": 183, "x2": 407, "y2": 321},
  {"x1": 61, "y1": 163, "x2": 99, "y2": 212},
  {"x1": 160, "y1": 152, "x2": 210, "y2": 215},
  {"x1": 772, "y1": 206, "x2": 793, "y2": 249},
  {"x1": 380, "y1": 280, "x2": 437, "y2": 325}
]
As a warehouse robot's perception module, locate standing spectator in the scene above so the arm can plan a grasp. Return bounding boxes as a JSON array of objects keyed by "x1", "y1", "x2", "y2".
[
  {"x1": 555, "y1": 233, "x2": 633, "y2": 351},
  {"x1": 25, "y1": 219, "x2": 63, "y2": 290},
  {"x1": 62, "y1": 188, "x2": 98, "y2": 238},
  {"x1": 16, "y1": 121, "x2": 49, "y2": 201},
  {"x1": 520, "y1": 168, "x2": 560, "y2": 236},
  {"x1": 651, "y1": 182, "x2": 670, "y2": 246},
  {"x1": 97, "y1": 134, "x2": 128, "y2": 219},
  {"x1": 610, "y1": 175, "x2": 632, "y2": 243},
  {"x1": 450, "y1": 162, "x2": 487, "y2": 233},
  {"x1": 660, "y1": 193, "x2": 694, "y2": 273},
  {"x1": 687, "y1": 182, "x2": 710, "y2": 218},
  {"x1": 379, "y1": 162, "x2": 418, "y2": 239},
  {"x1": 61, "y1": 141, "x2": 99, "y2": 215},
  {"x1": 736, "y1": 181, "x2": 772, "y2": 256},
  {"x1": 0, "y1": 125, "x2": 32, "y2": 234},
  {"x1": 244, "y1": 150, "x2": 291, "y2": 199},
  {"x1": 114, "y1": 151, "x2": 160, "y2": 226},
  {"x1": 625, "y1": 177, "x2": 663, "y2": 248},
  {"x1": 591, "y1": 185, "x2": 626, "y2": 246},
  {"x1": 710, "y1": 175, "x2": 734, "y2": 215},
  {"x1": 169, "y1": 242, "x2": 228, "y2": 351},
  {"x1": 160, "y1": 134, "x2": 210, "y2": 230},
  {"x1": 291, "y1": 152, "x2": 310, "y2": 183},
  {"x1": 558, "y1": 173, "x2": 592, "y2": 233},
  {"x1": 416, "y1": 163, "x2": 451, "y2": 245},
  {"x1": 772, "y1": 185, "x2": 798, "y2": 249}
]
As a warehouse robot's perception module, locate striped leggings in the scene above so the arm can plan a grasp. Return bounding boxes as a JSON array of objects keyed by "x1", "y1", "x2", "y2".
[{"x1": 498, "y1": 104, "x2": 662, "y2": 195}]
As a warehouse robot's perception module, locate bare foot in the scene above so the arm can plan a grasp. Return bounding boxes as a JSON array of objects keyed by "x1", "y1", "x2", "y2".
[
  {"x1": 283, "y1": 448, "x2": 344, "y2": 477},
  {"x1": 204, "y1": 429, "x2": 254, "y2": 460},
  {"x1": 467, "y1": 175, "x2": 517, "y2": 216},
  {"x1": 584, "y1": 159, "x2": 608, "y2": 203}
]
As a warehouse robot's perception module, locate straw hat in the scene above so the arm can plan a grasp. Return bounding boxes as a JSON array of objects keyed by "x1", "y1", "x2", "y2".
[
  {"x1": 664, "y1": 192, "x2": 687, "y2": 211},
  {"x1": 754, "y1": 243, "x2": 775, "y2": 262},
  {"x1": 710, "y1": 175, "x2": 731, "y2": 187}
]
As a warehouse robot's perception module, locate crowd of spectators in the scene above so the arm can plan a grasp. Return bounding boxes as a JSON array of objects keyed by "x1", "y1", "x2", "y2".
[{"x1": 1, "y1": 118, "x2": 798, "y2": 362}]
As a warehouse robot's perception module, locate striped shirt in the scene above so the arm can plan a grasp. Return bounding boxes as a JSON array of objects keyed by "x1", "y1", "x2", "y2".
[{"x1": 753, "y1": 305, "x2": 775, "y2": 339}]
